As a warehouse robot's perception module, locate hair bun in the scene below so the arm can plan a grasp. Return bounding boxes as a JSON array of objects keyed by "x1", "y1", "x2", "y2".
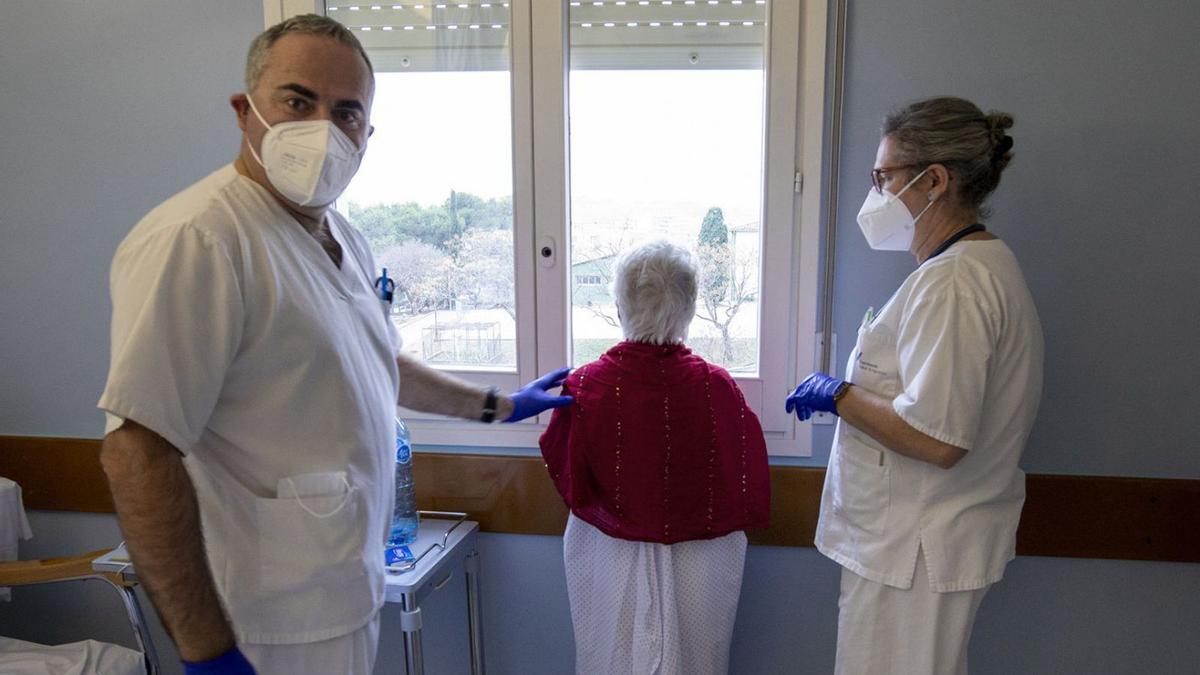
[
  {"x1": 986, "y1": 111, "x2": 1014, "y2": 132},
  {"x1": 985, "y1": 111, "x2": 1014, "y2": 165},
  {"x1": 991, "y1": 133, "x2": 1014, "y2": 170}
]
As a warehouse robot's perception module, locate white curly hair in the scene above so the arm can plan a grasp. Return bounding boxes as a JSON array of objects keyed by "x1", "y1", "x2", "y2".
[{"x1": 611, "y1": 241, "x2": 698, "y2": 345}]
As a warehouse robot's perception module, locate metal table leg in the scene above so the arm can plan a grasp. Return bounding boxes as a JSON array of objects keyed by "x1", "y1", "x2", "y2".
[
  {"x1": 400, "y1": 592, "x2": 424, "y2": 675},
  {"x1": 117, "y1": 585, "x2": 160, "y2": 675},
  {"x1": 465, "y1": 550, "x2": 485, "y2": 675}
]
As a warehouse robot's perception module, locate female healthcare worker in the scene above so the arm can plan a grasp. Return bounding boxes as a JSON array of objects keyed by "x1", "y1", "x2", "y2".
[{"x1": 786, "y1": 96, "x2": 1044, "y2": 674}]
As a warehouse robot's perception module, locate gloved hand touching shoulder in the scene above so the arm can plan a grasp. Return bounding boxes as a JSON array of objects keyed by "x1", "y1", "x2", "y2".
[
  {"x1": 785, "y1": 372, "x2": 850, "y2": 422},
  {"x1": 505, "y1": 367, "x2": 574, "y2": 422}
]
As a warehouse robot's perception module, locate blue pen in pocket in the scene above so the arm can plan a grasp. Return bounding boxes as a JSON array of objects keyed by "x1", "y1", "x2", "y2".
[
  {"x1": 373, "y1": 268, "x2": 396, "y2": 321},
  {"x1": 374, "y1": 267, "x2": 396, "y2": 303}
]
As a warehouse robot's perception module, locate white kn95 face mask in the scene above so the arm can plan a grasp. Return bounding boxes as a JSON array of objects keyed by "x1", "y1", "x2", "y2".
[
  {"x1": 244, "y1": 94, "x2": 364, "y2": 207},
  {"x1": 856, "y1": 168, "x2": 935, "y2": 251}
]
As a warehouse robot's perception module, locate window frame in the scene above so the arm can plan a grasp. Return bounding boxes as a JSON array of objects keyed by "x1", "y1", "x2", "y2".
[{"x1": 266, "y1": 0, "x2": 828, "y2": 456}]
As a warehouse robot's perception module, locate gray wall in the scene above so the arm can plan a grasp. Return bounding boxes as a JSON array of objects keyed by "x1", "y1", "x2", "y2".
[
  {"x1": 0, "y1": 0, "x2": 259, "y2": 437},
  {"x1": 2, "y1": 1, "x2": 1199, "y2": 674}
]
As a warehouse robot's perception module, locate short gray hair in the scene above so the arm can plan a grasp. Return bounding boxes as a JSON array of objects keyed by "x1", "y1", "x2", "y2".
[
  {"x1": 883, "y1": 96, "x2": 1014, "y2": 217},
  {"x1": 245, "y1": 14, "x2": 373, "y2": 91},
  {"x1": 612, "y1": 241, "x2": 697, "y2": 345}
]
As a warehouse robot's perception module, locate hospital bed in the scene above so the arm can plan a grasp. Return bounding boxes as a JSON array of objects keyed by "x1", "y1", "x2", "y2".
[{"x1": 0, "y1": 548, "x2": 158, "y2": 675}]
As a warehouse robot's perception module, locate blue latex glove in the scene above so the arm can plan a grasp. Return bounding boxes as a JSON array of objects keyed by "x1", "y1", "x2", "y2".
[
  {"x1": 183, "y1": 647, "x2": 257, "y2": 675},
  {"x1": 785, "y1": 372, "x2": 848, "y2": 422},
  {"x1": 505, "y1": 367, "x2": 574, "y2": 422}
]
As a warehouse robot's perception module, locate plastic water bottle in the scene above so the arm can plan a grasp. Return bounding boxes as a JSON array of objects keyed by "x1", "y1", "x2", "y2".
[{"x1": 387, "y1": 417, "x2": 419, "y2": 546}]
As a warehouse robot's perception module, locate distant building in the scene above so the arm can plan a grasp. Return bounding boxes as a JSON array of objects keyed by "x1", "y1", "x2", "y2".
[{"x1": 571, "y1": 254, "x2": 616, "y2": 306}]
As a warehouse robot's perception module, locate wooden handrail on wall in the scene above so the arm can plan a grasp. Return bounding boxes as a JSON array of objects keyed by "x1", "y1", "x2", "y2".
[{"x1": 2, "y1": 435, "x2": 1197, "y2": 563}]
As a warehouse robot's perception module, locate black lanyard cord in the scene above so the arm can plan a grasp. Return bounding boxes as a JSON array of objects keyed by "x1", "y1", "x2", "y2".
[{"x1": 927, "y1": 223, "x2": 986, "y2": 261}]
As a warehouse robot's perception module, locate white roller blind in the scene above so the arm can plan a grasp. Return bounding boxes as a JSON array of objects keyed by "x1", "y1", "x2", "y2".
[
  {"x1": 569, "y1": 0, "x2": 767, "y2": 70},
  {"x1": 326, "y1": 3, "x2": 512, "y2": 72},
  {"x1": 326, "y1": 1, "x2": 768, "y2": 71}
]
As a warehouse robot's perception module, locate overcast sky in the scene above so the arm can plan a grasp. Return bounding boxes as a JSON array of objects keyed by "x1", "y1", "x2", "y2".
[{"x1": 343, "y1": 69, "x2": 765, "y2": 236}]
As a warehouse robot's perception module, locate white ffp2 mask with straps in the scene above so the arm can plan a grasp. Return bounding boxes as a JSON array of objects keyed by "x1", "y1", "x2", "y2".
[
  {"x1": 244, "y1": 94, "x2": 363, "y2": 207},
  {"x1": 856, "y1": 168, "x2": 935, "y2": 251}
]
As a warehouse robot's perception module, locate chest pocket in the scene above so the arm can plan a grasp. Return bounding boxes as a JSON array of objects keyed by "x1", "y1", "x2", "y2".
[{"x1": 849, "y1": 323, "x2": 901, "y2": 399}]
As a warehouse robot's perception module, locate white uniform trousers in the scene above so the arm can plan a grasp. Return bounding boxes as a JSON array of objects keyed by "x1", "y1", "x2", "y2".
[
  {"x1": 241, "y1": 612, "x2": 380, "y2": 675},
  {"x1": 563, "y1": 513, "x2": 747, "y2": 675},
  {"x1": 835, "y1": 548, "x2": 989, "y2": 675}
]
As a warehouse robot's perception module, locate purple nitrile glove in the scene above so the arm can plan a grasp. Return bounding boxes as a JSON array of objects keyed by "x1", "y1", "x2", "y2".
[
  {"x1": 505, "y1": 367, "x2": 573, "y2": 422},
  {"x1": 183, "y1": 646, "x2": 257, "y2": 675},
  {"x1": 785, "y1": 372, "x2": 847, "y2": 422}
]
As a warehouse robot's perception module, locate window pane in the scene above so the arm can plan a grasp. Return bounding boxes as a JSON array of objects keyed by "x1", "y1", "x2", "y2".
[
  {"x1": 330, "y1": 3, "x2": 517, "y2": 371},
  {"x1": 568, "y1": 2, "x2": 767, "y2": 374}
]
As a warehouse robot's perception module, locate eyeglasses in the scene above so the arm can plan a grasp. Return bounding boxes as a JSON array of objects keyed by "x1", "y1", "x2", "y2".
[{"x1": 870, "y1": 164, "x2": 920, "y2": 194}]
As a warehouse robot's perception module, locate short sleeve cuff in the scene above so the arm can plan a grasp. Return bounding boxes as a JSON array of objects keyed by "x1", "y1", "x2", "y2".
[
  {"x1": 103, "y1": 412, "x2": 125, "y2": 437},
  {"x1": 892, "y1": 399, "x2": 974, "y2": 451},
  {"x1": 98, "y1": 392, "x2": 196, "y2": 455}
]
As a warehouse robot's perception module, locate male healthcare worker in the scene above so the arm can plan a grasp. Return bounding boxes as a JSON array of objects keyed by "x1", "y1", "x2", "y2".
[
  {"x1": 786, "y1": 97, "x2": 1044, "y2": 674},
  {"x1": 98, "y1": 15, "x2": 570, "y2": 675}
]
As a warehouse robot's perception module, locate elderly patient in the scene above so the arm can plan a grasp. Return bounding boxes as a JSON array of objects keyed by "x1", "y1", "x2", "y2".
[{"x1": 540, "y1": 241, "x2": 770, "y2": 675}]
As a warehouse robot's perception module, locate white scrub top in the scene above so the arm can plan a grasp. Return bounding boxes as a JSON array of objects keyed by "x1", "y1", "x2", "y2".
[
  {"x1": 815, "y1": 239, "x2": 1044, "y2": 592},
  {"x1": 99, "y1": 165, "x2": 401, "y2": 644}
]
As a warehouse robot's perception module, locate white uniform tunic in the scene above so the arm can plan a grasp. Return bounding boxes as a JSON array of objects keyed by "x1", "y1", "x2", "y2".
[
  {"x1": 99, "y1": 165, "x2": 400, "y2": 646},
  {"x1": 816, "y1": 239, "x2": 1044, "y2": 592}
]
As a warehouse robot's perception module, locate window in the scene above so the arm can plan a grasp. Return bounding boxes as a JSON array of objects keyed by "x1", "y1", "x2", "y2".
[
  {"x1": 567, "y1": 1, "x2": 768, "y2": 373},
  {"x1": 272, "y1": 1, "x2": 827, "y2": 455},
  {"x1": 329, "y1": 2, "x2": 518, "y2": 371}
]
